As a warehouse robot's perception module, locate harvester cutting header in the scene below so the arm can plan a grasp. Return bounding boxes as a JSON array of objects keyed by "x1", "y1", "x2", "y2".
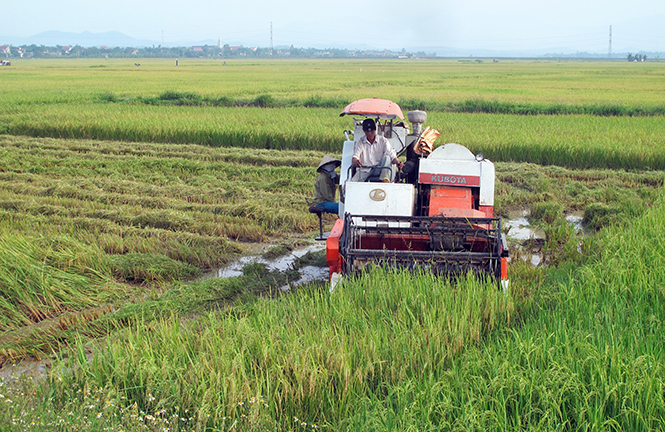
[{"x1": 325, "y1": 98, "x2": 509, "y2": 288}]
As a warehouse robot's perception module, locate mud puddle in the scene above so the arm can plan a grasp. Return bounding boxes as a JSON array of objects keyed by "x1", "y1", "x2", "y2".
[
  {"x1": 0, "y1": 351, "x2": 94, "y2": 386},
  {"x1": 212, "y1": 242, "x2": 328, "y2": 290},
  {"x1": 503, "y1": 210, "x2": 585, "y2": 266},
  {"x1": 565, "y1": 213, "x2": 585, "y2": 233},
  {"x1": 0, "y1": 359, "x2": 50, "y2": 383},
  {"x1": 503, "y1": 210, "x2": 546, "y2": 241}
]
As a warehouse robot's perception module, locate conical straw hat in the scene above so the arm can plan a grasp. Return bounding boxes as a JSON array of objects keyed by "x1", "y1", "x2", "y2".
[{"x1": 317, "y1": 155, "x2": 341, "y2": 172}]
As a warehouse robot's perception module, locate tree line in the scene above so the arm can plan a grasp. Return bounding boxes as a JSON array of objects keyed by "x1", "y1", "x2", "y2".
[{"x1": 1, "y1": 44, "x2": 425, "y2": 59}]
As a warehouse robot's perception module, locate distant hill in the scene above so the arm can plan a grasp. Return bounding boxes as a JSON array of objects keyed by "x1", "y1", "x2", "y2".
[{"x1": 0, "y1": 30, "x2": 161, "y2": 48}]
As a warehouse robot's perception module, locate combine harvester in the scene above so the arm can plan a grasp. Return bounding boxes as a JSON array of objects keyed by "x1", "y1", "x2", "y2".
[{"x1": 326, "y1": 98, "x2": 509, "y2": 289}]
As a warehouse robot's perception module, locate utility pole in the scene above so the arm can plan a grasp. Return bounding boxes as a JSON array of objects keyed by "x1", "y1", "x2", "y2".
[
  {"x1": 608, "y1": 25, "x2": 612, "y2": 59},
  {"x1": 270, "y1": 22, "x2": 274, "y2": 55}
]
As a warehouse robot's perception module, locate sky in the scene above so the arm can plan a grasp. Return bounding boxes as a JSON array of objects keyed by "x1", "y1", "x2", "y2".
[{"x1": 3, "y1": 0, "x2": 664, "y2": 53}]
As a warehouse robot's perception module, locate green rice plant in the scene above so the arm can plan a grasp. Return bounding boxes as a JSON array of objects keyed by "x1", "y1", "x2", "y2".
[
  {"x1": 0, "y1": 134, "x2": 325, "y2": 339},
  {"x1": 34, "y1": 269, "x2": 512, "y2": 430},
  {"x1": 0, "y1": 132, "x2": 661, "y2": 356},
  {"x1": 3, "y1": 101, "x2": 665, "y2": 169},
  {"x1": 0, "y1": 260, "x2": 294, "y2": 363},
  {"x1": 429, "y1": 112, "x2": 665, "y2": 170}
]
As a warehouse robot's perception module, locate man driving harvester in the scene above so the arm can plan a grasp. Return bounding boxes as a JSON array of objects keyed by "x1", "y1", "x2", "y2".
[{"x1": 351, "y1": 118, "x2": 404, "y2": 182}]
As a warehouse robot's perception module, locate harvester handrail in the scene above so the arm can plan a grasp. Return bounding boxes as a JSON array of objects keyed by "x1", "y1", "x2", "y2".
[
  {"x1": 345, "y1": 165, "x2": 394, "y2": 182},
  {"x1": 354, "y1": 214, "x2": 500, "y2": 224}
]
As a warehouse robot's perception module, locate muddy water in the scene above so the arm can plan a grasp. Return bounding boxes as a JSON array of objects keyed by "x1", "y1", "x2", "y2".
[
  {"x1": 503, "y1": 210, "x2": 546, "y2": 241},
  {"x1": 0, "y1": 359, "x2": 50, "y2": 383},
  {"x1": 502, "y1": 210, "x2": 543, "y2": 266},
  {"x1": 0, "y1": 352, "x2": 95, "y2": 386},
  {"x1": 503, "y1": 210, "x2": 585, "y2": 266},
  {"x1": 566, "y1": 213, "x2": 585, "y2": 233},
  {"x1": 213, "y1": 242, "x2": 328, "y2": 290}
]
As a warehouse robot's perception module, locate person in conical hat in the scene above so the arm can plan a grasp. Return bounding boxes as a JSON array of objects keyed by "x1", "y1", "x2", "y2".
[
  {"x1": 312, "y1": 155, "x2": 341, "y2": 214},
  {"x1": 316, "y1": 155, "x2": 341, "y2": 173}
]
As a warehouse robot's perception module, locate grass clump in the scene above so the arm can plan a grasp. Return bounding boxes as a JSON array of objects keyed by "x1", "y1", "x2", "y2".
[
  {"x1": 107, "y1": 265, "x2": 272, "y2": 322},
  {"x1": 250, "y1": 94, "x2": 276, "y2": 108},
  {"x1": 495, "y1": 162, "x2": 662, "y2": 220},
  {"x1": 583, "y1": 193, "x2": 648, "y2": 231},
  {"x1": 583, "y1": 202, "x2": 622, "y2": 230},
  {"x1": 447, "y1": 99, "x2": 665, "y2": 117},
  {"x1": 530, "y1": 200, "x2": 563, "y2": 225},
  {"x1": 261, "y1": 243, "x2": 294, "y2": 260},
  {"x1": 303, "y1": 94, "x2": 349, "y2": 108},
  {"x1": 110, "y1": 252, "x2": 201, "y2": 284},
  {"x1": 138, "y1": 90, "x2": 205, "y2": 106},
  {"x1": 295, "y1": 249, "x2": 327, "y2": 267},
  {"x1": 156, "y1": 90, "x2": 203, "y2": 105},
  {"x1": 120, "y1": 91, "x2": 281, "y2": 109}
]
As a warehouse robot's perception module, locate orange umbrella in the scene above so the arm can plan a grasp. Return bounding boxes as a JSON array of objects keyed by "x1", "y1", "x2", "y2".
[{"x1": 340, "y1": 98, "x2": 405, "y2": 120}]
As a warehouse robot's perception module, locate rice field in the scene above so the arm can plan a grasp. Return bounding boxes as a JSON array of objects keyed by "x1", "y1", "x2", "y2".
[
  {"x1": 2, "y1": 59, "x2": 665, "y2": 170},
  {"x1": 2, "y1": 58, "x2": 665, "y2": 107},
  {"x1": 1, "y1": 104, "x2": 664, "y2": 169},
  {"x1": 0, "y1": 58, "x2": 664, "y2": 431}
]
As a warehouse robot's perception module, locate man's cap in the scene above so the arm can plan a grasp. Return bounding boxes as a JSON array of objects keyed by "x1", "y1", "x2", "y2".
[
  {"x1": 317, "y1": 155, "x2": 341, "y2": 172},
  {"x1": 362, "y1": 118, "x2": 376, "y2": 132}
]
